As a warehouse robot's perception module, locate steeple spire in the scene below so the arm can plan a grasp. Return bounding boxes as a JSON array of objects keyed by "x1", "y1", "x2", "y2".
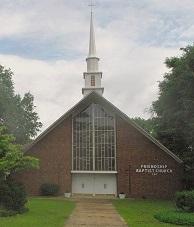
[
  {"x1": 88, "y1": 11, "x2": 96, "y2": 57},
  {"x1": 82, "y1": 5, "x2": 104, "y2": 96}
]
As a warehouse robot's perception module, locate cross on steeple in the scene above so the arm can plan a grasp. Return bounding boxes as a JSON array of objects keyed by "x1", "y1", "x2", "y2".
[{"x1": 88, "y1": 0, "x2": 95, "y2": 13}]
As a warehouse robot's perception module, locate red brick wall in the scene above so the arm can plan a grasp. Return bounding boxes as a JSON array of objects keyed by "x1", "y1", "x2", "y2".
[
  {"x1": 116, "y1": 116, "x2": 183, "y2": 199},
  {"x1": 17, "y1": 113, "x2": 183, "y2": 198},
  {"x1": 16, "y1": 116, "x2": 72, "y2": 195}
]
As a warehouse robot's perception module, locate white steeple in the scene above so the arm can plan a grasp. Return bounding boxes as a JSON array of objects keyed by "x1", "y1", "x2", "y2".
[
  {"x1": 88, "y1": 11, "x2": 96, "y2": 57},
  {"x1": 82, "y1": 8, "x2": 104, "y2": 96}
]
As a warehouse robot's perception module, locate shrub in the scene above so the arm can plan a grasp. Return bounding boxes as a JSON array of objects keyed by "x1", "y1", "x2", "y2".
[
  {"x1": 154, "y1": 210, "x2": 194, "y2": 226},
  {"x1": 0, "y1": 209, "x2": 17, "y2": 217},
  {"x1": 40, "y1": 183, "x2": 59, "y2": 196},
  {"x1": 0, "y1": 179, "x2": 28, "y2": 212},
  {"x1": 176, "y1": 190, "x2": 194, "y2": 212}
]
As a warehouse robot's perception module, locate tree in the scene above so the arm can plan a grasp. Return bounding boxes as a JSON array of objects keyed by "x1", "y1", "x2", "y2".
[
  {"x1": 151, "y1": 45, "x2": 194, "y2": 183},
  {"x1": 0, "y1": 125, "x2": 39, "y2": 180},
  {"x1": 0, "y1": 65, "x2": 42, "y2": 144},
  {"x1": 0, "y1": 125, "x2": 39, "y2": 213},
  {"x1": 132, "y1": 117, "x2": 157, "y2": 137}
]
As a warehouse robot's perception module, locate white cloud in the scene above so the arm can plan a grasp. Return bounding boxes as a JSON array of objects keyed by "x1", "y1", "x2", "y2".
[
  {"x1": 0, "y1": 54, "x2": 83, "y2": 130},
  {"x1": 0, "y1": 12, "x2": 27, "y2": 38},
  {"x1": 0, "y1": 43, "x2": 179, "y2": 131},
  {"x1": 0, "y1": 0, "x2": 193, "y2": 135}
]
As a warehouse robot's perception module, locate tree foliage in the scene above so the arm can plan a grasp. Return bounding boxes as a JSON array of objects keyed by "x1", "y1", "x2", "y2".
[
  {"x1": 151, "y1": 45, "x2": 194, "y2": 169},
  {"x1": 0, "y1": 65, "x2": 42, "y2": 144},
  {"x1": 0, "y1": 180, "x2": 28, "y2": 214},
  {"x1": 132, "y1": 117, "x2": 157, "y2": 138},
  {"x1": 0, "y1": 125, "x2": 39, "y2": 180}
]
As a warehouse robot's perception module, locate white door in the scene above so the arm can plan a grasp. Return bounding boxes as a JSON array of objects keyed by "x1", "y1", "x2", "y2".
[
  {"x1": 72, "y1": 173, "x2": 93, "y2": 194},
  {"x1": 72, "y1": 173, "x2": 117, "y2": 195},
  {"x1": 94, "y1": 174, "x2": 116, "y2": 194}
]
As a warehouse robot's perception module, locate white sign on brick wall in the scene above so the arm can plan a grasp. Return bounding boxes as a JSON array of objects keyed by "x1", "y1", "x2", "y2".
[{"x1": 135, "y1": 164, "x2": 173, "y2": 176}]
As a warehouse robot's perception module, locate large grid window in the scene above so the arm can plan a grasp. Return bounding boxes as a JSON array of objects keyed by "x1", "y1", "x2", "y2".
[{"x1": 72, "y1": 104, "x2": 116, "y2": 171}]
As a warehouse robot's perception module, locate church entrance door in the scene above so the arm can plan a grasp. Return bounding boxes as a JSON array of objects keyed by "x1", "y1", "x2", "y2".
[{"x1": 72, "y1": 173, "x2": 117, "y2": 195}]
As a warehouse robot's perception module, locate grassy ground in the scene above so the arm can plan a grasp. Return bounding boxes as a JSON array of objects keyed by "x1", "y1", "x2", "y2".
[
  {"x1": 0, "y1": 197, "x2": 75, "y2": 227},
  {"x1": 113, "y1": 199, "x2": 187, "y2": 227}
]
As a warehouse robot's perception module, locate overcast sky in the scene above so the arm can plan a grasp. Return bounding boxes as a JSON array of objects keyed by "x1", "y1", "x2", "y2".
[{"x1": 0, "y1": 0, "x2": 194, "y2": 134}]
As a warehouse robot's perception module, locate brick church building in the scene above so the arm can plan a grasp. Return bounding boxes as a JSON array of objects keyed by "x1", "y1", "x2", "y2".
[{"x1": 19, "y1": 11, "x2": 183, "y2": 199}]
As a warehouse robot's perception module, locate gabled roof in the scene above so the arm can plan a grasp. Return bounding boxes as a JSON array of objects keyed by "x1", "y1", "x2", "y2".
[{"x1": 26, "y1": 92, "x2": 183, "y2": 164}]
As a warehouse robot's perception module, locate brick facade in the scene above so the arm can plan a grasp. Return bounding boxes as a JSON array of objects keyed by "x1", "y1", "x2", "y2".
[
  {"x1": 16, "y1": 116, "x2": 72, "y2": 195},
  {"x1": 116, "y1": 116, "x2": 183, "y2": 199},
  {"x1": 16, "y1": 96, "x2": 183, "y2": 199}
]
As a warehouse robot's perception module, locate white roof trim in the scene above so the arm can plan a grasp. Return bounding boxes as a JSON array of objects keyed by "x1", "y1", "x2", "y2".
[{"x1": 71, "y1": 171, "x2": 117, "y2": 174}]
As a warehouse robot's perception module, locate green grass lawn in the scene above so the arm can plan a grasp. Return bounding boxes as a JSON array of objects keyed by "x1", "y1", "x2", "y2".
[
  {"x1": 0, "y1": 197, "x2": 75, "y2": 227},
  {"x1": 113, "y1": 199, "x2": 187, "y2": 227}
]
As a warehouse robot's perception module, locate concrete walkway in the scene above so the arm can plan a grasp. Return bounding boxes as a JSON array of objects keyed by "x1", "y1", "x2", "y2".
[{"x1": 65, "y1": 198, "x2": 127, "y2": 227}]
